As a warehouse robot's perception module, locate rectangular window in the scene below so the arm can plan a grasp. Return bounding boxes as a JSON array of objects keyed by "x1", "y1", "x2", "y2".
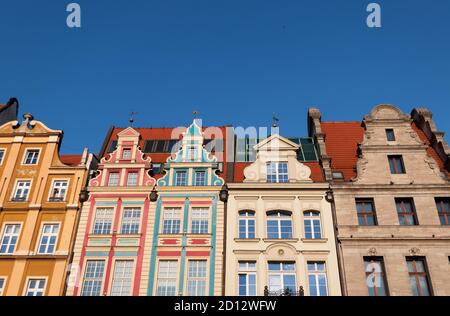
[
  {"x1": 407, "y1": 258, "x2": 432, "y2": 296},
  {"x1": 187, "y1": 260, "x2": 207, "y2": 296},
  {"x1": 152, "y1": 163, "x2": 163, "y2": 175},
  {"x1": 435, "y1": 198, "x2": 450, "y2": 225},
  {"x1": 307, "y1": 262, "x2": 328, "y2": 296},
  {"x1": 93, "y1": 208, "x2": 114, "y2": 235},
  {"x1": 267, "y1": 212, "x2": 292, "y2": 239},
  {"x1": 267, "y1": 262, "x2": 296, "y2": 295},
  {"x1": 388, "y1": 155, "x2": 406, "y2": 174},
  {"x1": 386, "y1": 129, "x2": 396, "y2": 141},
  {"x1": 0, "y1": 224, "x2": 21, "y2": 254},
  {"x1": 81, "y1": 260, "x2": 105, "y2": 296},
  {"x1": 304, "y1": 211, "x2": 322, "y2": 239},
  {"x1": 122, "y1": 149, "x2": 131, "y2": 160},
  {"x1": 23, "y1": 149, "x2": 40, "y2": 165},
  {"x1": 187, "y1": 147, "x2": 196, "y2": 161},
  {"x1": 0, "y1": 278, "x2": 5, "y2": 296},
  {"x1": 0, "y1": 149, "x2": 5, "y2": 165},
  {"x1": 108, "y1": 172, "x2": 120, "y2": 187},
  {"x1": 126, "y1": 172, "x2": 138, "y2": 187},
  {"x1": 37, "y1": 224, "x2": 59, "y2": 254},
  {"x1": 25, "y1": 279, "x2": 46, "y2": 296},
  {"x1": 194, "y1": 171, "x2": 207, "y2": 186},
  {"x1": 239, "y1": 211, "x2": 256, "y2": 239},
  {"x1": 364, "y1": 257, "x2": 389, "y2": 296},
  {"x1": 13, "y1": 180, "x2": 31, "y2": 201},
  {"x1": 266, "y1": 162, "x2": 289, "y2": 183},
  {"x1": 121, "y1": 208, "x2": 141, "y2": 234},
  {"x1": 191, "y1": 208, "x2": 209, "y2": 234},
  {"x1": 174, "y1": 171, "x2": 187, "y2": 186},
  {"x1": 110, "y1": 260, "x2": 134, "y2": 296},
  {"x1": 238, "y1": 261, "x2": 257, "y2": 296},
  {"x1": 356, "y1": 199, "x2": 377, "y2": 226},
  {"x1": 162, "y1": 208, "x2": 181, "y2": 234},
  {"x1": 236, "y1": 137, "x2": 258, "y2": 162},
  {"x1": 49, "y1": 180, "x2": 68, "y2": 201},
  {"x1": 396, "y1": 198, "x2": 418, "y2": 226},
  {"x1": 156, "y1": 261, "x2": 178, "y2": 296}
]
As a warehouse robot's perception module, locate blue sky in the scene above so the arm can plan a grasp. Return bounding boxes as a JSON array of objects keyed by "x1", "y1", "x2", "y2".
[{"x1": 1, "y1": 0, "x2": 449, "y2": 154}]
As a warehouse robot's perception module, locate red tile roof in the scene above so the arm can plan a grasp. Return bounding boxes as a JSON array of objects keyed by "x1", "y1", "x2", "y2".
[
  {"x1": 60, "y1": 155, "x2": 82, "y2": 166},
  {"x1": 321, "y1": 122, "x2": 365, "y2": 181}
]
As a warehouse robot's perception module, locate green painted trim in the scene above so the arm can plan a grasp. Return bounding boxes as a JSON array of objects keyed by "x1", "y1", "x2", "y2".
[
  {"x1": 88, "y1": 239, "x2": 111, "y2": 245},
  {"x1": 85, "y1": 251, "x2": 109, "y2": 257},
  {"x1": 178, "y1": 198, "x2": 190, "y2": 295},
  {"x1": 95, "y1": 201, "x2": 117, "y2": 206},
  {"x1": 147, "y1": 198, "x2": 162, "y2": 296},
  {"x1": 114, "y1": 251, "x2": 138, "y2": 257},
  {"x1": 209, "y1": 196, "x2": 218, "y2": 296},
  {"x1": 193, "y1": 168, "x2": 208, "y2": 186}
]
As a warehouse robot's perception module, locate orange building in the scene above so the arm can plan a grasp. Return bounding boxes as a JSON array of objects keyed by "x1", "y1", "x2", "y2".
[{"x1": 0, "y1": 113, "x2": 96, "y2": 296}]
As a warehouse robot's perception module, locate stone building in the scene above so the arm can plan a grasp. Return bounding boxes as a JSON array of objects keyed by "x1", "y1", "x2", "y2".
[{"x1": 309, "y1": 104, "x2": 450, "y2": 296}]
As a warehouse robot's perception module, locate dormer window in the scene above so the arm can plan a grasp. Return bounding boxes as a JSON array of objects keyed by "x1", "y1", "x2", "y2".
[
  {"x1": 187, "y1": 147, "x2": 196, "y2": 161},
  {"x1": 266, "y1": 162, "x2": 288, "y2": 183},
  {"x1": 122, "y1": 149, "x2": 131, "y2": 160}
]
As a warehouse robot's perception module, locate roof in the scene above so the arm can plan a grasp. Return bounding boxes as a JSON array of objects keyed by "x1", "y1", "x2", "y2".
[
  {"x1": 60, "y1": 155, "x2": 82, "y2": 166},
  {"x1": 320, "y1": 122, "x2": 365, "y2": 181}
]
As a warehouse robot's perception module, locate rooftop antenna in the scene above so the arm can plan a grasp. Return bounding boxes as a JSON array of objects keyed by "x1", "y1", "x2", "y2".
[{"x1": 129, "y1": 111, "x2": 137, "y2": 127}]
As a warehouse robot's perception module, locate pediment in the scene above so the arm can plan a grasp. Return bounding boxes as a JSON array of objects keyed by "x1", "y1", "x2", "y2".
[
  {"x1": 255, "y1": 134, "x2": 300, "y2": 152},
  {"x1": 118, "y1": 127, "x2": 140, "y2": 137}
]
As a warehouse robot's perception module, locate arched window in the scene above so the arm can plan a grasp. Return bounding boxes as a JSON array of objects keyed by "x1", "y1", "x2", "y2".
[
  {"x1": 238, "y1": 210, "x2": 255, "y2": 239},
  {"x1": 266, "y1": 211, "x2": 292, "y2": 239},
  {"x1": 304, "y1": 211, "x2": 321, "y2": 239}
]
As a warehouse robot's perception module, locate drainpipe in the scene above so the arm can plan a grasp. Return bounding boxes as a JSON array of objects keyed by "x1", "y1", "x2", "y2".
[{"x1": 326, "y1": 186, "x2": 348, "y2": 296}]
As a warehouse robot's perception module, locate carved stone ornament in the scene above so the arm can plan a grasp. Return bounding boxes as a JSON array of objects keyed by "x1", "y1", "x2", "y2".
[
  {"x1": 368, "y1": 247, "x2": 377, "y2": 256},
  {"x1": 409, "y1": 247, "x2": 421, "y2": 255}
]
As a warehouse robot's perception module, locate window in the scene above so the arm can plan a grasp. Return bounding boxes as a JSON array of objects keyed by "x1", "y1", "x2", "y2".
[
  {"x1": 187, "y1": 260, "x2": 207, "y2": 296},
  {"x1": 191, "y1": 208, "x2": 209, "y2": 234},
  {"x1": 49, "y1": 180, "x2": 68, "y2": 201},
  {"x1": 236, "y1": 137, "x2": 258, "y2": 162},
  {"x1": 162, "y1": 208, "x2": 181, "y2": 234},
  {"x1": 174, "y1": 171, "x2": 187, "y2": 186},
  {"x1": 395, "y1": 198, "x2": 418, "y2": 226},
  {"x1": 25, "y1": 279, "x2": 46, "y2": 296},
  {"x1": 13, "y1": 180, "x2": 31, "y2": 201},
  {"x1": 0, "y1": 149, "x2": 5, "y2": 165},
  {"x1": 332, "y1": 171, "x2": 344, "y2": 181},
  {"x1": 152, "y1": 163, "x2": 163, "y2": 175},
  {"x1": 407, "y1": 258, "x2": 432, "y2": 296},
  {"x1": 435, "y1": 198, "x2": 450, "y2": 225},
  {"x1": 386, "y1": 129, "x2": 396, "y2": 142},
  {"x1": 156, "y1": 261, "x2": 178, "y2": 296},
  {"x1": 268, "y1": 262, "x2": 296, "y2": 295},
  {"x1": 266, "y1": 211, "x2": 292, "y2": 239},
  {"x1": 307, "y1": 262, "x2": 328, "y2": 296},
  {"x1": 126, "y1": 172, "x2": 138, "y2": 187},
  {"x1": 144, "y1": 140, "x2": 180, "y2": 153},
  {"x1": 81, "y1": 260, "x2": 105, "y2": 296},
  {"x1": 121, "y1": 208, "x2": 141, "y2": 234},
  {"x1": 194, "y1": 171, "x2": 207, "y2": 186},
  {"x1": 37, "y1": 224, "x2": 59, "y2": 254},
  {"x1": 364, "y1": 257, "x2": 389, "y2": 296},
  {"x1": 108, "y1": 172, "x2": 120, "y2": 187},
  {"x1": 290, "y1": 138, "x2": 319, "y2": 162},
  {"x1": 93, "y1": 208, "x2": 114, "y2": 235},
  {"x1": 239, "y1": 211, "x2": 256, "y2": 239},
  {"x1": 0, "y1": 278, "x2": 4, "y2": 295},
  {"x1": 356, "y1": 199, "x2": 377, "y2": 226},
  {"x1": 187, "y1": 147, "x2": 196, "y2": 161},
  {"x1": 266, "y1": 162, "x2": 289, "y2": 183},
  {"x1": 238, "y1": 261, "x2": 257, "y2": 296},
  {"x1": 0, "y1": 224, "x2": 21, "y2": 254},
  {"x1": 122, "y1": 149, "x2": 131, "y2": 160},
  {"x1": 304, "y1": 211, "x2": 322, "y2": 239},
  {"x1": 111, "y1": 260, "x2": 134, "y2": 296},
  {"x1": 388, "y1": 155, "x2": 406, "y2": 174},
  {"x1": 23, "y1": 149, "x2": 40, "y2": 165}
]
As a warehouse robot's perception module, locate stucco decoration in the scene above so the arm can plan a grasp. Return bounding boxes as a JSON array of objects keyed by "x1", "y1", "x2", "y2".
[
  {"x1": 265, "y1": 243, "x2": 297, "y2": 260},
  {"x1": 243, "y1": 134, "x2": 312, "y2": 183},
  {"x1": 365, "y1": 104, "x2": 410, "y2": 121}
]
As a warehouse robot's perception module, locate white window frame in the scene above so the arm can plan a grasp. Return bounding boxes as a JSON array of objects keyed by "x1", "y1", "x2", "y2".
[
  {"x1": 266, "y1": 211, "x2": 293, "y2": 239},
  {"x1": 156, "y1": 260, "x2": 178, "y2": 296},
  {"x1": 0, "y1": 148, "x2": 6, "y2": 166},
  {"x1": 108, "y1": 172, "x2": 120, "y2": 187},
  {"x1": 126, "y1": 172, "x2": 139, "y2": 187},
  {"x1": 122, "y1": 148, "x2": 132, "y2": 160},
  {"x1": 48, "y1": 179, "x2": 69, "y2": 202},
  {"x1": 22, "y1": 148, "x2": 41, "y2": 165},
  {"x1": 267, "y1": 262, "x2": 297, "y2": 295},
  {"x1": 24, "y1": 277, "x2": 47, "y2": 296},
  {"x1": 92, "y1": 208, "x2": 114, "y2": 235},
  {"x1": 238, "y1": 211, "x2": 256, "y2": 239},
  {"x1": 307, "y1": 261, "x2": 329, "y2": 296},
  {"x1": 0, "y1": 276, "x2": 7, "y2": 296},
  {"x1": 0, "y1": 223, "x2": 22, "y2": 255},
  {"x1": 187, "y1": 147, "x2": 196, "y2": 161},
  {"x1": 162, "y1": 207, "x2": 182, "y2": 234},
  {"x1": 12, "y1": 179, "x2": 32, "y2": 202},
  {"x1": 120, "y1": 208, "x2": 141, "y2": 235},
  {"x1": 81, "y1": 260, "x2": 106, "y2": 296},
  {"x1": 303, "y1": 211, "x2": 322, "y2": 240},
  {"x1": 266, "y1": 161, "x2": 289, "y2": 183},
  {"x1": 194, "y1": 170, "x2": 207, "y2": 186},
  {"x1": 238, "y1": 261, "x2": 257, "y2": 296},
  {"x1": 110, "y1": 260, "x2": 135, "y2": 296},
  {"x1": 186, "y1": 260, "x2": 208, "y2": 296},
  {"x1": 190, "y1": 207, "x2": 209, "y2": 234},
  {"x1": 37, "y1": 223, "x2": 60, "y2": 255},
  {"x1": 174, "y1": 170, "x2": 187, "y2": 186}
]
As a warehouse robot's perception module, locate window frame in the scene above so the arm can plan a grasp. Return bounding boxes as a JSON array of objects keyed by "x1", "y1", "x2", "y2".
[
  {"x1": 24, "y1": 277, "x2": 47, "y2": 296},
  {"x1": 186, "y1": 260, "x2": 208, "y2": 296},
  {"x1": 12, "y1": 179, "x2": 32, "y2": 202},
  {"x1": 0, "y1": 276, "x2": 6, "y2": 296},
  {"x1": 126, "y1": 171, "x2": 139, "y2": 187},
  {"x1": 266, "y1": 210, "x2": 293, "y2": 239},
  {"x1": 92, "y1": 207, "x2": 114, "y2": 235},
  {"x1": 238, "y1": 210, "x2": 256, "y2": 239},
  {"x1": 0, "y1": 148, "x2": 6, "y2": 166},
  {"x1": 81, "y1": 260, "x2": 106, "y2": 296},
  {"x1": 110, "y1": 259, "x2": 135, "y2": 296},
  {"x1": 107, "y1": 171, "x2": 120, "y2": 187},
  {"x1": 194, "y1": 170, "x2": 207, "y2": 186},
  {"x1": 190, "y1": 207, "x2": 210, "y2": 235},
  {"x1": 22, "y1": 148, "x2": 41, "y2": 165},
  {"x1": 386, "y1": 129, "x2": 396, "y2": 142},
  {"x1": 266, "y1": 161, "x2": 289, "y2": 183},
  {"x1": 0, "y1": 223, "x2": 22, "y2": 255},
  {"x1": 388, "y1": 155, "x2": 406, "y2": 174},
  {"x1": 406, "y1": 257, "x2": 433, "y2": 296},
  {"x1": 121, "y1": 148, "x2": 132, "y2": 160},
  {"x1": 307, "y1": 261, "x2": 328, "y2": 296},
  {"x1": 120, "y1": 207, "x2": 141, "y2": 235},
  {"x1": 356, "y1": 198, "x2": 378, "y2": 226},
  {"x1": 364, "y1": 256, "x2": 389, "y2": 296},
  {"x1": 238, "y1": 261, "x2": 257, "y2": 296},
  {"x1": 395, "y1": 198, "x2": 418, "y2": 226},
  {"x1": 162, "y1": 207, "x2": 182, "y2": 235},
  {"x1": 156, "y1": 260, "x2": 178, "y2": 296},
  {"x1": 435, "y1": 198, "x2": 450, "y2": 225},
  {"x1": 267, "y1": 261, "x2": 297, "y2": 295},
  {"x1": 36, "y1": 222, "x2": 60, "y2": 255},
  {"x1": 303, "y1": 211, "x2": 322, "y2": 240},
  {"x1": 174, "y1": 170, "x2": 188, "y2": 187},
  {"x1": 48, "y1": 179, "x2": 69, "y2": 202}
]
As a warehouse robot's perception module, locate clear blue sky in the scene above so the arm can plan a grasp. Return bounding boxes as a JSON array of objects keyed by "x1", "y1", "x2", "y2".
[{"x1": 1, "y1": 0, "x2": 449, "y2": 154}]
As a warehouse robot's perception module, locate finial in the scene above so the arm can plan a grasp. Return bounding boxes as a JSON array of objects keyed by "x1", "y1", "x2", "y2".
[
  {"x1": 272, "y1": 113, "x2": 280, "y2": 128},
  {"x1": 193, "y1": 110, "x2": 199, "y2": 118},
  {"x1": 129, "y1": 112, "x2": 137, "y2": 127}
]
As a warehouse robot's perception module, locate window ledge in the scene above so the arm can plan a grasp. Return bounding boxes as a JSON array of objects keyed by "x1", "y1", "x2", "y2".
[
  {"x1": 234, "y1": 238, "x2": 261, "y2": 242},
  {"x1": 263, "y1": 238, "x2": 299, "y2": 243},
  {"x1": 301, "y1": 238, "x2": 328, "y2": 243}
]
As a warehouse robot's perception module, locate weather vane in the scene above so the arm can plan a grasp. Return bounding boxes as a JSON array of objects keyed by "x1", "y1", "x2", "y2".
[
  {"x1": 272, "y1": 113, "x2": 280, "y2": 128},
  {"x1": 129, "y1": 111, "x2": 137, "y2": 127}
]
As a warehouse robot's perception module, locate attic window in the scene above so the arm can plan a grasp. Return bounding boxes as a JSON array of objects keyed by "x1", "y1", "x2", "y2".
[
  {"x1": 332, "y1": 171, "x2": 344, "y2": 181},
  {"x1": 122, "y1": 149, "x2": 132, "y2": 160}
]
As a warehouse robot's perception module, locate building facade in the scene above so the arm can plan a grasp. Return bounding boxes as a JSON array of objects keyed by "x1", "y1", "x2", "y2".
[
  {"x1": 66, "y1": 127, "x2": 156, "y2": 296},
  {"x1": 0, "y1": 114, "x2": 94, "y2": 296},
  {"x1": 225, "y1": 134, "x2": 341, "y2": 296},
  {"x1": 309, "y1": 104, "x2": 450, "y2": 296}
]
